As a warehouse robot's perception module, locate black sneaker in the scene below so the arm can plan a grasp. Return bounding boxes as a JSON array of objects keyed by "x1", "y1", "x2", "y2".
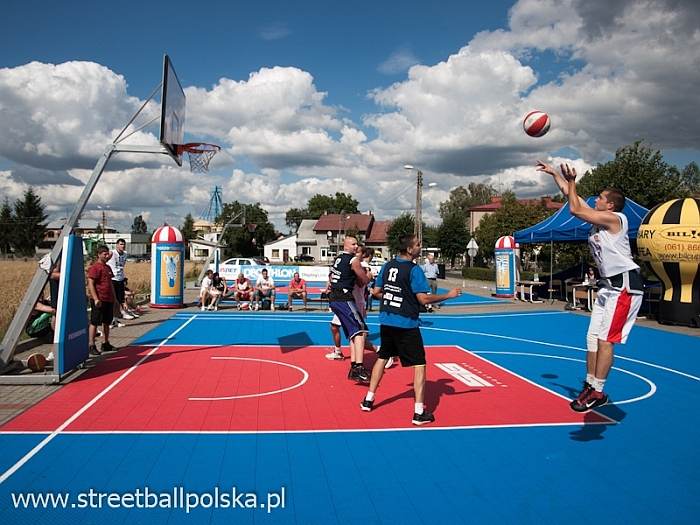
[
  {"x1": 412, "y1": 411, "x2": 435, "y2": 426},
  {"x1": 355, "y1": 366, "x2": 371, "y2": 383},
  {"x1": 569, "y1": 381, "x2": 593, "y2": 411},
  {"x1": 571, "y1": 390, "x2": 608, "y2": 412},
  {"x1": 89, "y1": 344, "x2": 101, "y2": 356},
  {"x1": 360, "y1": 398, "x2": 374, "y2": 412},
  {"x1": 101, "y1": 342, "x2": 117, "y2": 353},
  {"x1": 348, "y1": 365, "x2": 357, "y2": 380}
]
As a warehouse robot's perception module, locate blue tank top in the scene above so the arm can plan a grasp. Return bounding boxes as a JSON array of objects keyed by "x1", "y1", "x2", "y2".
[{"x1": 379, "y1": 259, "x2": 421, "y2": 319}]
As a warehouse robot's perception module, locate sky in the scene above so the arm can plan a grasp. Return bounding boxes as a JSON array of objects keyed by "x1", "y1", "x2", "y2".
[{"x1": 1, "y1": 0, "x2": 698, "y2": 234}]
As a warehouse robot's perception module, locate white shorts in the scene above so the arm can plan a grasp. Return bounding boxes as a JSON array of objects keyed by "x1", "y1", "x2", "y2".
[{"x1": 588, "y1": 287, "x2": 643, "y2": 345}]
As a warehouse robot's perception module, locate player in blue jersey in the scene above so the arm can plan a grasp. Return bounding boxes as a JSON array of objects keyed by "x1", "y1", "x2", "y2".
[{"x1": 360, "y1": 234, "x2": 461, "y2": 425}]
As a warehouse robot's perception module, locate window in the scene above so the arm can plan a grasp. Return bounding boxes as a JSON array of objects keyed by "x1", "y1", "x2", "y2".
[
  {"x1": 302, "y1": 247, "x2": 311, "y2": 255},
  {"x1": 240, "y1": 259, "x2": 250, "y2": 265},
  {"x1": 272, "y1": 249, "x2": 280, "y2": 258}
]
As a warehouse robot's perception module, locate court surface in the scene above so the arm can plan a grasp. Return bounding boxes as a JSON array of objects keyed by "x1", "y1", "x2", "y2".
[{"x1": 1, "y1": 309, "x2": 698, "y2": 524}]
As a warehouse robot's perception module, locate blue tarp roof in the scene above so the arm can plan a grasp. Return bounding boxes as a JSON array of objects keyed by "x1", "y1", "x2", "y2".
[{"x1": 514, "y1": 196, "x2": 649, "y2": 243}]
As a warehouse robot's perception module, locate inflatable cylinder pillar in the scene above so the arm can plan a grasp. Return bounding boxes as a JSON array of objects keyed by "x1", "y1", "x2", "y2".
[
  {"x1": 150, "y1": 225, "x2": 185, "y2": 308},
  {"x1": 495, "y1": 235, "x2": 517, "y2": 298}
]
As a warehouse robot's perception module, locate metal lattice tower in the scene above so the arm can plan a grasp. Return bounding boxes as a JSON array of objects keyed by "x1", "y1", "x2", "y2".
[{"x1": 201, "y1": 186, "x2": 223, "y2": 222}]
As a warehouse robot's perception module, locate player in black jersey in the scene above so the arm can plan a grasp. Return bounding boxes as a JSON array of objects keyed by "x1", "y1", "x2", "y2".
[
  {"x1": 360, "y1": 234, "x2": 461, "y2": 425},
  {"x1": 328, "y1": 236, "x2": 371, "y2": 382}
]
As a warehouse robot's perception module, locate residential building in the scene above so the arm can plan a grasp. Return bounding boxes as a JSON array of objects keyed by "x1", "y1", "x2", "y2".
[{"x1": 468, "y1": 196, "x2": 563, "y2": 234}]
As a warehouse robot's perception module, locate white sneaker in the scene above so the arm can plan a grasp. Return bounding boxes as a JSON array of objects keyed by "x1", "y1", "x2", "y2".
[
  {"x1": 213, "y1": 306, "x2": 218, "y2": 311},
  {"x1": 271, "y1": 304, "x2": 275, "y2": 311},
  {"x1": 384, "y1": 356, "x2": 394, "y2": 369},
  {"x1": 128, "y1": 309, "x2": 140, "y2": 318},
  {"x1": 121, "y1": 311, "x2": 135, "y2": 320},
  {"x1": 201, "y1": 305, "x2": 206, "y2": 311},
  {"x1": 325, "y1": 349, "x2": 344, "y2": 360}
]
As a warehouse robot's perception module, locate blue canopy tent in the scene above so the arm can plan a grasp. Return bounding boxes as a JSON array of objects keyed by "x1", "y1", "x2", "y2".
[
  {"x1": 514, "y1": 196, "x2": 649, "y2": 243},
  {"x1": 514, "y1": 196, "x2": 649, "y2": 301}
]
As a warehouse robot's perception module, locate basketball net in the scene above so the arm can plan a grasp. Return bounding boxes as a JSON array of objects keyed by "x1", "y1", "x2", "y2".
[{"x1": 177, "y1": 143, "x2": 221, "y2": 173}]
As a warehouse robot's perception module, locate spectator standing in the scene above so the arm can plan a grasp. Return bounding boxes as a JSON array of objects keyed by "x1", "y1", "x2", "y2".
[
  {"x1": 87, "y1": 246, "x2": 118, "y2": 355},
  {"x1": 107, "y1": 238, "x2": 136, "y2": 320},
  {"x1": 421, "y1": 253, "x2": 440, "y2": 311}
]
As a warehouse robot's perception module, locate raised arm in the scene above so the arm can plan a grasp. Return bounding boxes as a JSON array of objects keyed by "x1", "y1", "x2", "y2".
[{"x1": 561, "y1": 163, "x2": 620, "y2": 232}]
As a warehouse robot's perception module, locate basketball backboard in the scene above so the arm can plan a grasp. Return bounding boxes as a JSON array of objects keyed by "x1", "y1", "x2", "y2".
[{"x1": 159, "y1": 54, "x2": 186, "y2": 166}]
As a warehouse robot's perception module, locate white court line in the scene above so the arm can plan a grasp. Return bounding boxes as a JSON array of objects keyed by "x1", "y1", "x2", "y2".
[
  {"x1": 189, "y1": 357, "x2": 309, "y2": 400},
  {"x1": 473, "y1": 351, "x2": 657, "y2": 405},
  {"x1": 145, "y1": 315, "x2": 700, "y2": 383},
  {"x1": 0, "y1": 420, "x2": 610, "y2": 437},
  {"x1": 172, "y1": 311, "x2": 567, "y2": 321},
  {"x1": 0, "y1": 315, "x2": 199, "y2": 485}
]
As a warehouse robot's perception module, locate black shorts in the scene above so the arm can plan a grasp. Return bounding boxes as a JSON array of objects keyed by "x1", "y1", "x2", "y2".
[
  {"x1": 377, "y1": 325, "x2": 425, "y2": 367},
  {"x1": 90, "y1": 300, "x2": 114, "y2": 326},
  {"x1": 113, "y1": 280, "x2": 126, "y2": 304},
  {"x1": 49, "y1": 279, "x2": 59, "y2": 309}
]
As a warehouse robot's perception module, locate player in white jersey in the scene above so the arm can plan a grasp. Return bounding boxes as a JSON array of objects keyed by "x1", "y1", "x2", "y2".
[{"x1": 537, "y1": 161, "x2": 643, "y2": 412}]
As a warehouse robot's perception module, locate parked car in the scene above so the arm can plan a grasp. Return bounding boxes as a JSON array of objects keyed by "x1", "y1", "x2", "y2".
[
  {"x1": 220, "y1": 257, "x2": 267, "y2": 267},
  {"x1": 294, "y1": 254, "x2": 315, "y2": 263}
]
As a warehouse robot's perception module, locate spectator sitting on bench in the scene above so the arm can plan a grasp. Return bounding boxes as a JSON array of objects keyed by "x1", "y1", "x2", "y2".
[
  {"x1": 231, "y1": 272, "x2": 253, "y2": 309},
  {"x1": 287, "y1": 272, "x2": 307, "y2": 311},
  {"x1": 253, "y1": 268, "x2": 276, "y2": 311},
  {"x1": 200, "y1": 270, "x2": 213, "y2": 311}
]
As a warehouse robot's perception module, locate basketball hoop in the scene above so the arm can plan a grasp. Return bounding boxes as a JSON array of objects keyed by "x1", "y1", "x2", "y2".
[{"x1": 177, "y1": 143, "x2": 221, "y2": 173}]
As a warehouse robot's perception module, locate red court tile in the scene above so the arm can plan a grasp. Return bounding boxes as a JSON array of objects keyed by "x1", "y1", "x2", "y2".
[{"x1": 1, "y1": 345, "x2": 610, "y2": 432}]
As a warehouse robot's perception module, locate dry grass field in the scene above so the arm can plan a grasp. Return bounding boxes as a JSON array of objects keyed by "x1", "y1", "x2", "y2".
[{"x1": 0, "y1": 259, "x2": 201, "y2": 338}]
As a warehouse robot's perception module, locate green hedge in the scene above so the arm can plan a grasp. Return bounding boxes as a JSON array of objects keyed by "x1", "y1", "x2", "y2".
[{"x1": 461, "y1": 267, "x2": 550, "y2": 282}]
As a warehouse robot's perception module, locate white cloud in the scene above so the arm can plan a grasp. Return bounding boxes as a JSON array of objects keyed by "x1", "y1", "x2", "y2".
[
  {"x1": 259, "y1": 23, "x2": 291, "y2": 41},
  {"x1": 377, "y1": 48, "x2": 421, "y2": 75},
  {"x1": 0, "y1": 61, "x2": 155, "y2": 170},
  {"x1": 1, "y1": 0, "x2": 697, "y2": 233}
]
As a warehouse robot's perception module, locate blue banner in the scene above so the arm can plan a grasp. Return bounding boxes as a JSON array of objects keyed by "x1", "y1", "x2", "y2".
[{"x1": 54, "y1": 235, "x2": 89, "y2": 374}]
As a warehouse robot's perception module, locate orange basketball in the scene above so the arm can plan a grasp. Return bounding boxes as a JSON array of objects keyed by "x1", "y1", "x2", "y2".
[{"x1": 26, "y1": 353, "x2": 47, "y2": 372}]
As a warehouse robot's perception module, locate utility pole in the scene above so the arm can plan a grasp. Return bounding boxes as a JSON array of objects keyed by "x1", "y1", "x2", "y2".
[
  {"x1": 101, "y1": 210, "x2": 106, "y2": 241},
  {"x1": 415, "y1": 170, "x2": 423, "y2": 248}
]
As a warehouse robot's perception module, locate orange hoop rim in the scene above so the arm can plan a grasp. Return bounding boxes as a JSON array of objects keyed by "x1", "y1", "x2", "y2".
[{"x1": 176, "y1": 142, "x2": 221, "y2": 155}]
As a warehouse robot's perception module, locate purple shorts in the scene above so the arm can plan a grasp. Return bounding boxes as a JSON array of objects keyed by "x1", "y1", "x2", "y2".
[{"x1": 329, "y1": 301, "x2": 367, "y2": 340}]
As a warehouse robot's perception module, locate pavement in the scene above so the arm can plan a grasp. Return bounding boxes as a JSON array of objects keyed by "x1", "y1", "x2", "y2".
[{"x1": 1, "y1": 272, "x2": 696, "y2": 426}]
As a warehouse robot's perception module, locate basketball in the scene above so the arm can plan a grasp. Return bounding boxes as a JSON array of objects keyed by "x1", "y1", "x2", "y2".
[
  {"x1": 523, "y1": 110, "x2": 551, "y2": 137},
  {"x1": 25, "y1": 353, "x2": 47, "y2": 372}
]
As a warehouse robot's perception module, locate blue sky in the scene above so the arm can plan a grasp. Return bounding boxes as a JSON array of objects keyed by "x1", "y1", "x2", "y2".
[{"x1": 1, "y1": 0, "x2": 698, "y2": 231}]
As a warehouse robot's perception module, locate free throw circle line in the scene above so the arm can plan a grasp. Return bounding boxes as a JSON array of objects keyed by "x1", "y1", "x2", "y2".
[
  {"x1": 188, "y1": 357, "x2": 309, "y2": 401},
  {"x1": 474, "y1": 351, "x2": 657, "y2": 405}
]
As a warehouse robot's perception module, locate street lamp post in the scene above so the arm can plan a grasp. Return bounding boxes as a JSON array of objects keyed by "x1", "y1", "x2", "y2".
[
  {"x1": 404, "y1": 166, "x2": 436, "y2": 250},
  {"x1": 403, "y1": 165, "x2": 423, "y2": 248}
]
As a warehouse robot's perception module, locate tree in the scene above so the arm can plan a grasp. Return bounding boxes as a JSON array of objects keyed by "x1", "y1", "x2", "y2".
[
  {"x1": 386, "y1": 213, "x2": 415, "y2": 255},
  {"x1": 422, "y1": 224, "x2": 439, "y2": 249},
  {"x1": 307, "y1": 192, "x2": 359, "y2": 217},
  {"x1": 679, "y1": 161, "x2": 700, "y2": 194},
  {"x1": 180, "y1": 213, "x2": 195, "y2": 240},
  {"x1": 285, "y1": 192, "x2": 360, "y2": 231},
  {"x1": 576, "y1": 141, "x2": 688, "y2": 209},
  {"x1": 13, "y1": 188, "x2": 47, "y2": 256},
  {"x1": 218, "y1": 202, "x2": 276, "y2": 257},
  {"x1": 0, "y1": 198, "x2": 13, "y2": 255},
  {"x1": 285, "y1": 207, "x2": 314, "y2": 231},
  {"x1": 131, "y1": 214, "x2": 148, "y2": 234},
  {"x1": 437, "y1": 213, "x2": 469, "y2": 267},
  {"x1": 439, "y1": 182, "x2": 497, "y2": 229},
  {"x1": 473, "y1": 192, "x2": 552, "y2": 263}
]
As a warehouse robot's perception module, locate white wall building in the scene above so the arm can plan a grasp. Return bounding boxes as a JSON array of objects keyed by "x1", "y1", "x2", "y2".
[{"x1": 264, "y1": 235, "x2": 297, "y2": 263}]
